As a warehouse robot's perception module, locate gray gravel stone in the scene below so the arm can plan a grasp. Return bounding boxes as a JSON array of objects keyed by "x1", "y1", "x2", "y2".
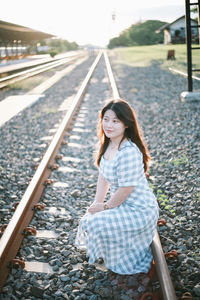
[{"x1": 0, "y1": 53, "x2": 199, "y2": 300}]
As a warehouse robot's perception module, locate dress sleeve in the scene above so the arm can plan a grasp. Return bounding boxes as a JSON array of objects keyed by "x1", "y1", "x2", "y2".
[{"x1": 117, "y1": 145, "x2": 144, "y2": 187}]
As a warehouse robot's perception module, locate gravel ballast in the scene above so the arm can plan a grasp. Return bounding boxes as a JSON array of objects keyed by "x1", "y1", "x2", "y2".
[
  {"x1": 0, "y1": 52, "x2": 199, "y2": 299},
  {"x1": 110, "y1": 56, "x2": 200, "y2": 299},
  {"x1": 0, "y1": 54, "x2": 94, "y2": 224}
]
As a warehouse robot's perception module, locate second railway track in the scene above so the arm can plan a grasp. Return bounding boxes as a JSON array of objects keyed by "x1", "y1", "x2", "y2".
[
  {"x1": 0, "y1": 50, "x2": 195, "y2": 299},
  {"x1": 0, "y1": 51, "x2": 85, "y2": 89}
]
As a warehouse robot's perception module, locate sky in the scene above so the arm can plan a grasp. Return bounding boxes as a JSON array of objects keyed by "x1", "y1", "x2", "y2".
[{"x1": 1, "y1": 0, "x2": 185, "y2": 46}]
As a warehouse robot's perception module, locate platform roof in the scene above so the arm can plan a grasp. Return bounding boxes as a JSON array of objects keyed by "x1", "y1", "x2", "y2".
[{"x1": 0, "y1": 20, "x2": 55, "y2": 43}]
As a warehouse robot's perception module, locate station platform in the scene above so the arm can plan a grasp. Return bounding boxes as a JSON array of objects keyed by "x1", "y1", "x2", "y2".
[
  {"x1": 0, "y1": 52, "x2": 86, "y2": 128},
  {"x1": 0, "y1": 95, "x2": 44, "y2": 127},
  {"x1": 0, "y1": 51, "x2": 80, "y2": 74},
  {"x1": 0, "y1": 54, "x2": 51, "y2": 74}
]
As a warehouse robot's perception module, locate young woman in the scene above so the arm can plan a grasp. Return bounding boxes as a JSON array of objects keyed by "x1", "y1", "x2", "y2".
[{"x1": 75, "y1": 98, "x2": 159, "y2": 275}]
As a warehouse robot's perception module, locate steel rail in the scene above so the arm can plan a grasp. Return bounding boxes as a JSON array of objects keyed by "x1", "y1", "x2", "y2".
[
  {"x1": 103, "y1": 50, "x2": 120, "y2": 99},
  {"x1": 103, "y1": 50, "x2": 177, "y2": 300},
  {"x1": 151, "y1": 231, "x2": 177, "y2": 300},
  {"x1": 0, "y1": 50, "x2": 103, "y2": 291},
  {"x1": 169, "y1": 67, "x2": 200, "y2": 81},
  {"x1": 0, "y1": 53, "x2": 84, "y2": 89}
]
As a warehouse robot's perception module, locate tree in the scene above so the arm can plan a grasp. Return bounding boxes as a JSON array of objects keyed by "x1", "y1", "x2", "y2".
[
  {"x1": 47, "y1": 38, "x2": 78, "y2": 52},
  {"x1": 108, "y1": 20, "x2": 167, "y2": 49}
]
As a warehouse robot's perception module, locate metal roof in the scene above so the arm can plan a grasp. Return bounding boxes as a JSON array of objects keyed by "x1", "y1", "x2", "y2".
[
  {"x1": 0, "y1": 20, "x2": 55, "y2": 43},
  {"x1": 157, "y1": 15, "x2": 198, "y2": 33}
]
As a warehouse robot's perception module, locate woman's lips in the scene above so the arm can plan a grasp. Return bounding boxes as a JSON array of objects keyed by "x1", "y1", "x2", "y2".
[{"x1": 105, "y1": 129, "x2": 112, "y2": 134}]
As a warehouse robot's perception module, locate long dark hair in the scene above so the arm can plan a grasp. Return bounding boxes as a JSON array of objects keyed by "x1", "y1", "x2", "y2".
[{"x1": 95, "y1": 99, "x2": 150, "y2": 173}]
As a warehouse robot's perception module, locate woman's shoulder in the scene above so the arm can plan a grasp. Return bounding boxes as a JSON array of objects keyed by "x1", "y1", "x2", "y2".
[
  {"x1": 117, "y1": 140, "x2": 143, "y2": 168},
  {"x1": 119, "y1": 140, "x2": 141, "y2": 156}
]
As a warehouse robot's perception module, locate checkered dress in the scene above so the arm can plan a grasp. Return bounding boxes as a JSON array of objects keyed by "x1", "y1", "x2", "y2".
[{"x1": 75, "y1": 140, "x2": 159, "y2": 274}]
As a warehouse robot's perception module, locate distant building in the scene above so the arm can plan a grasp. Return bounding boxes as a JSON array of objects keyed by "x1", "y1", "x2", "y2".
[
  {"x1": 37, "y1": 45, "x2": 49, "y2": 53},
  {"x1": 157, "y1": 15, "x2": 199, "y2": 44}
]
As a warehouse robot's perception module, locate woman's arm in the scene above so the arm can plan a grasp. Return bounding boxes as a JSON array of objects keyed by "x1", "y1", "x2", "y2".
[
  {"x1": 88, "y1": 185, "x2": 133, "y2": 214},
  {"x1": 87, "y1": 172, "x2": 109, "y2": 214},
  {"x1": 94, "y1": 172, "x2": 109, "y2": 203},
  {"x1": 106, "y1": 186, "x2": 134, "y2": 208}
]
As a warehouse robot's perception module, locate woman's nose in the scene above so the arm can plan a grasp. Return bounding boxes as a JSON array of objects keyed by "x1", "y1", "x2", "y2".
[{"x1": 107, "y1": 121, "x2": 113, "y2": 127}]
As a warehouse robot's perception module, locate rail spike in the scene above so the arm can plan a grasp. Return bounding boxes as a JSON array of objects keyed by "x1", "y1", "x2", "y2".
[
  {"x1": 13, "y1": 202, "x2": 20, "y2": 210},
  {"x1": 0, "y1": 224, "x2": 7, "y2": 235},
  {"x1": 49, "y1": 163, "x2": 59, "y2": 170},
  {"x1": 181, "y1": 291, "x2": 193, "y2": 300},
  {"x1": 44, "y1": 179, "x2": 54, "y2": 186},
  {"x1": 34, "y1": 163, "x2": 39, "y2": 170},
  {"x1": 164, "y1": 250, "x2": 178, "y2": 259},
  {"x1": 33, "y1": 203, "x2": 45, "y2": 211},
  {"x1": 55, "y1": 154, "x2": 63, "y2": 160},
  {"x1": 10, "y1": 258, "x2": 25, "y2": 269},
  {"x1": 61, "y1": 139, "x2": 67, "y2": 145},
  {"x1": 23, "y1": 226, "x2": 37, "y2": 236},
  {"x1": 140, "y1": 292, "x2": 160, "y2": 300},
  {"x1": 157, "y1": 219, "x2": 167, "y2": 226}
]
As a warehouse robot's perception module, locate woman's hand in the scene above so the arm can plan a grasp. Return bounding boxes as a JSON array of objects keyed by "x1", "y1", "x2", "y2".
[{"x1": 87, "y1": 203, "x2": 104, "y2": 214}]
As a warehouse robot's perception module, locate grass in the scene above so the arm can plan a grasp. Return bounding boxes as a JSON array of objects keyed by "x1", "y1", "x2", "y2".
[
  {"x1": 33, "y1": 107, "x2": 58, "y2": 119},
  {"x1": 196, "y1": 192, "x2": 200, "y2": 202},
  {"x1": 159, "y1": 154, "x2": 189, "y2": 167},
  {"x1": 157, "y1": 189, "x2": 176, "y2": 215},
  {"x1": 110, "y1": 44, "x2": 200, "y2": 74},
  {"x1": 168, "y1": 154, "x2": 189, "y2": 167},
  {"x1": 8, "y1": 74, "x2": 50, "y2": 91},
  {"x1": 148, "y1": 184, "x2": 176, "y2": 215}
]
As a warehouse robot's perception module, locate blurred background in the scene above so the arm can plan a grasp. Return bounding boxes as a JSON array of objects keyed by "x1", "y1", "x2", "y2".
[{"x1": 0, "y1": 0, "x2": 199, "y2": 74}]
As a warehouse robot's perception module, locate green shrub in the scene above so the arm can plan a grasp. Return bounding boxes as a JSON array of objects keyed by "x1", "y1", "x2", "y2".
[{"x1": 49, "y1": 50, "x2": 58, "y2": 58}]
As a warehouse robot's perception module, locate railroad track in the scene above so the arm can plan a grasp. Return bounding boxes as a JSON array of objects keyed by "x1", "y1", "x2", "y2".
[
  {"x1": 0, "y1": 52, "x2": 85, "y2": 89},
  {"x1": 0, "y1": 50, "x2": 177, "y2": 299}
]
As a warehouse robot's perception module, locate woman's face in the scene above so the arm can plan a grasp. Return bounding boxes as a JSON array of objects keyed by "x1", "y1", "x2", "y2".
[{"x1": 102, "y1": 109, "x2": 126, "y2": 142}]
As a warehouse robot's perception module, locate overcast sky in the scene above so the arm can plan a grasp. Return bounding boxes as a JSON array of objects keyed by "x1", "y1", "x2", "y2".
[{"x1": 1, "y1": 0, "x2": 185, "y2": 46}]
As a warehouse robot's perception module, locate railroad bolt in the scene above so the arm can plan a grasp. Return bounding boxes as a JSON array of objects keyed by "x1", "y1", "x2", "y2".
[
  {"x1": 34, "y1": 163, "x2": 40, "y2": 170},
  {"x1": 0, "y1": 224, "x2": 7, "y2": 234},
  {"x1": 44, "y1": 179, "x2": 54, "y2": 186},
  {"x1": 61, "y1": 139, "x2": 67, "y2": 145},
  {"x1": 181, "y1": 291, "x2": 193, "y2": 300},
  {"x1": 10, "y1": 258, "x2": 25, "y2": 269},
  {"x1": 12, "y1": 202, "x2": 19, "y2": 210},
  {"x1": 164, "y1": 250, "x2": 178, "y2": 259},
  {"x1": 157, "y1": 219, "x2": 167, "y2": 226},
  {"x1": 140, "y1": 292, "x2": 159, "y2": 300},
  {"x1": 49, "y1": 163, "x2": 59, "y2": 170},
  {"x1": 23, "y1": 226, "x2": 37, "y2": 236},
  {"x1": 33, "y1": 203, "x2": 45, "y2": 211},
  {"x1": 56, "y1": 154, "x2": 63, "y2": 160}
]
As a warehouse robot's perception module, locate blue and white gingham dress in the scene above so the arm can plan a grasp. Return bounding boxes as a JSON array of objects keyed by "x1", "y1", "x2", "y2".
[{"x1": 75, "y1": 140, "x2": 159, "y2": 274}]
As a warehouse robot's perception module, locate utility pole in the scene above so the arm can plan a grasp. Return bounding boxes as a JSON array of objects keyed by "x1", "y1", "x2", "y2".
[{"x1": 181, "y1": 0, "x2": 200, "y2": 101}]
